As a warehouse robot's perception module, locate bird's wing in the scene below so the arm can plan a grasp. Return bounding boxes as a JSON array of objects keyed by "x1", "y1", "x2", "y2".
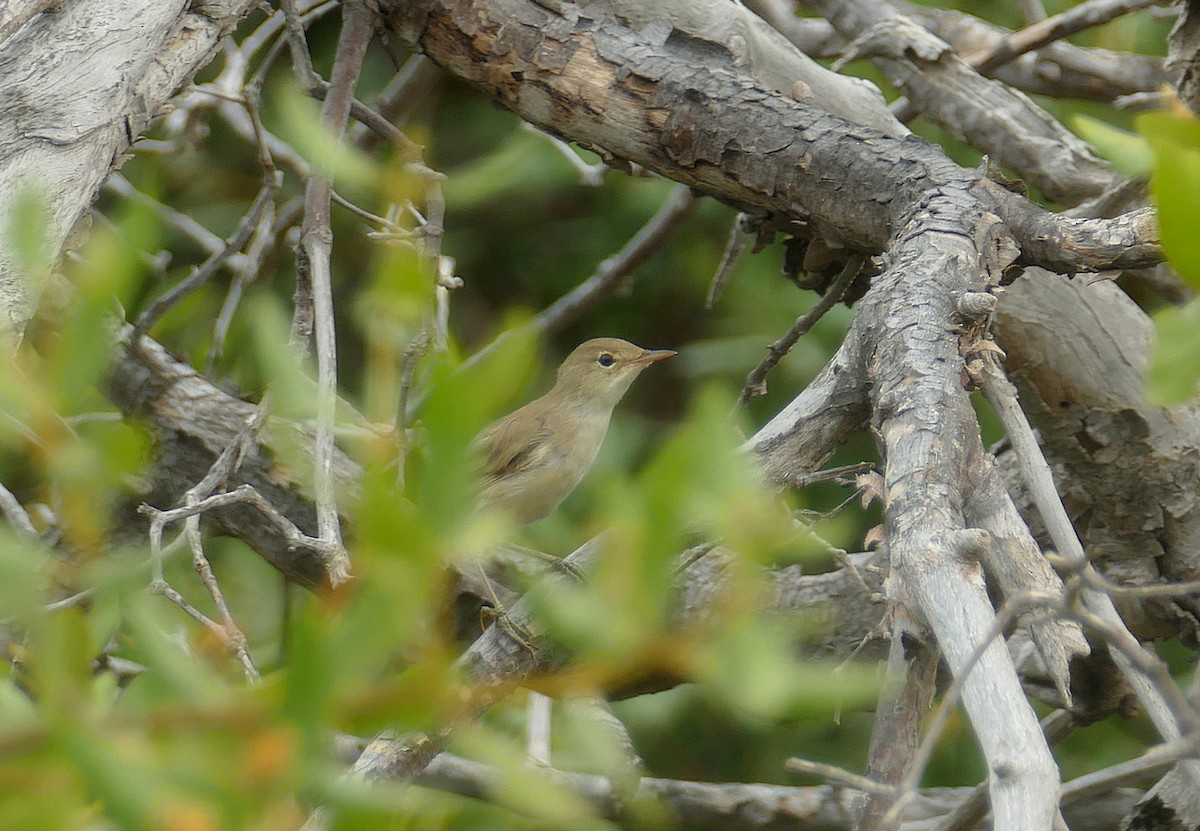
[{"x1": 476, "y1": 408, "x2": 552, "y2": 482}]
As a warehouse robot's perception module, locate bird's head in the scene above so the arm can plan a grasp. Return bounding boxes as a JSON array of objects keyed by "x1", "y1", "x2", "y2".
[{"x1": 552, "y1": 337, "x2": 676, "y2": 410}]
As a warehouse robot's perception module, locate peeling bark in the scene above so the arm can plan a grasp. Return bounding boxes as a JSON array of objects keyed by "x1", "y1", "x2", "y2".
[
  {"x1": 0, "y1": 0, "x2": 259, "y2": 345},
  {"x1": 378, "y1": 3, "x2": 1137, "y2": 825}
]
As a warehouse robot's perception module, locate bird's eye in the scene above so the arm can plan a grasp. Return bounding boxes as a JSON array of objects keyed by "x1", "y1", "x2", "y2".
[{"x1": 597, "y1": 353, "x2": 615, "y2": 367}]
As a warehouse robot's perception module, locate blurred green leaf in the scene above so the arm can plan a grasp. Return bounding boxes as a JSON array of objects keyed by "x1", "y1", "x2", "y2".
[
  {"x1": 698, "y1": 616, "x2": 878, "y2": 723},
  {"x1": 0, "y1": 528, "x2": 48, "y2": 623},
  {"x1": 50, "y1": 205, "x2": 154, "y2": 407},
  {"x1": 8, "y1": 186, "x2": 53, "y2": 290},
  {"x1": 1071, "y1": 114, "x2": 1153, "y2": 177},
  {"x1": 410, "y1": 324, "x2": 539, "y2": 533},
  {"x1": 283, "y1": 596, "x2": 339, "y2": 761},
  {"x1": 1140, "y1": 109, "x2": 1200, "y2": 287},
  {"x1": 353, "y1": 243, "x2": 434, "y2": 424},
  {"x1": 0, "y1": 677, "x2": 38, "y2": 735},
  {"x1": 117, "y1": 600, "x2": 229, "y2": 708},
  {"x1": 246, "y1": 291, "x2": 317, "y2": 421},
  {"x1": 29, "y1": 608, "x2": 94, "y2": 720},
  {"x1": 1148, "y1": 298, "x2": 1200, "y2": 405},
  {"x1": 455, "y1": 724, "x2": 598, "y2": 825},
  {"x1": 355, "y1": 466, "x2": 444, "y2": 650},
  {"x1": 442, "y1": 129, "x2": 580, "y2": 209},
  {"x1": 277, "y1": 81, "x2": 379, "y2": 189},
  {"x1": 58, "y1": 724, "x2": 158, "y2": 831}
]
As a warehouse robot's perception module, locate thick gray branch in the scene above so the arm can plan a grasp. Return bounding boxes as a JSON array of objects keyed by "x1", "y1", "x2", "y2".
[
  {"x1": 383, "y1": 0, "x2": 1159, "y2": 275},
  {"x1": 0, "y1": 0, "x2": 259, "y2": 345}
]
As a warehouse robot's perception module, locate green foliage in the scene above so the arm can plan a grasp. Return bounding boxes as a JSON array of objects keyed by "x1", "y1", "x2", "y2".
[
  {"x1": 698, "y1": 616, "x2": 877, "y2": 723},
  {"x1": 1070, "y1": 115, "x2": 1153, "y2": 177},
  {"x1": 1141, "y1": 109, "x2": 1200, "y2": 287},
  {"x1": 1148, "y1": 299, "x2": 1200, "y2": 405},
  {"x1": 7, "y1": 3, "x2": 1183, "y2": 827},
  {"x1": 1141, "y1": 108, "x2": 1200, "y2": 404},
  {"x1": 276, "y1": 80, "x2": 379, "y2": 189}
]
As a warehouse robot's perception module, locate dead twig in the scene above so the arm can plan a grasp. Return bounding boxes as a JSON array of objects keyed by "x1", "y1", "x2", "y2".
[
  {"x1": 981, "y1": 357, "x2": 1200, "y2": 779},
  {"x1": 705, "y1": 213, "x2": 749, "y2": 308},
  {"x1": 738, "y1": 255, "x2": 862, "y2": 405},
  {"x1": 283, "y1": 0, "x2": 375, "y2": 585},
  {"x1": 967, "y1": 0, "x2": 1161, "y2": 77}
]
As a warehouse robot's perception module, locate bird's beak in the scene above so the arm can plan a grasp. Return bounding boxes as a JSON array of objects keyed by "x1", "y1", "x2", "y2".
[{"x1": 633, "y1": 348, "x2": 677, "y2": 366}]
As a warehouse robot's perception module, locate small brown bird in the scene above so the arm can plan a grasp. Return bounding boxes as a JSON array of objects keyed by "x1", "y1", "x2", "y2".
[{"x1": 476, "y1": 337, "x2": 676, "y2": 525}]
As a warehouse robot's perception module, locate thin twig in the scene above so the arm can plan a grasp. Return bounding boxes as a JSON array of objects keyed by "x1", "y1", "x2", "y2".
[
  {"x1": 132, "y1": 172, "x2": 281, "y2": 339},
  {"x1": 1043, "y1": 553, "x2": 1200, "y2": 600},
  {"x1": 396, "y1": 330, "x2": 432, "y2": 433},
  {"x1": 521, "y1": 122, "x2": 607, "y2": 186},
  {"x1": 276, "y1": 1, "x2": 426, "y2": 161},
  {"x1": 980, "y1": 357, "x2": 1200, "y2": 777},
  {"x1": 1069, "y1": 602, "x2": 1199, "y2": 734},
  {"x1": 150, "y1": 579, "x2": 227, "y2": 635},
  {"x1": 45, "y1": 589, "x2": 94, "y2": 613},
  {"x1": 967, "y1": 0, "x2": 1160, "y2": 77},
  {"x1": 240, "y1": 0, "x2": 335, "y2": 75},
  {"x1": 208, "y1": 87, "x2": 280, "y2": 373},
  {"x1": 738, "y1": 255, "x2": 862, "y2": 405},
  {"x1": 787, "y1": 462, "x2": 878, "y2": 488},
  {"x1": 1060, "y1": 737, "x2": 1195, "y2": 804},
  {"x1": 365, "y1": 54, "x2": 442, "y2": 141},
  {"x1": 705, "y1": 213, "x2": 749, "y2": 308},
  {"x1": 882, "y1": 589, "x2": 1063, "y2": 828},
  {"x1": 532, "y1": 184, "x2": 698, "y2": 336},
  {"x1": 1018, "y1": 0, "x2": 1048, "y2": 24},
  {"x1": 857, "y1": 610, "x2": 938, "y2": 829},
  {"x1": 142, "y1": 483, "x2": 345, "y2": 562},
  {"x1": 285, "y1": 0, "x2": 374, "y2": 585},
  {"x1": 140, "y1": 409, "x2": 270, "y2": 681},
  {"x1": 932, "y1": 711, "x2": 1078, "y2": 831},
  {"x1": 106, "y1": 175, "x2": 236, "y2": 264},
  {"x1": 333, "y1": 190, "x2": 408, "y2": 233},
  {"x1": 443, "y1": 184, "x2": 698, "y2": 409},
  {"x1": 785, "y1": 757, "x2": 897, "y2": 796},
  {"x1": 183, "y1": 511, "x2": 260, "y2": 681},
  {"x1": 0, "y1": 481, "x2": 37, "y2": 538},
  {"x1": 889, "y1": 0, "x2": 1160, "y2": 122}
]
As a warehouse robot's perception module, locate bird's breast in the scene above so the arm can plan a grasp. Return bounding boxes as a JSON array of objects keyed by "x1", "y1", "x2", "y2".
[{"x1": 481, "y1": 407, "x2": 611, "y2": 524}]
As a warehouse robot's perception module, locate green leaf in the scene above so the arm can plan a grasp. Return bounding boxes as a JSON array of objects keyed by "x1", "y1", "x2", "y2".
[
  {"x1": 0, "y1": 677, "x2": 38, "y2": 735},
  {"x1": 1139, "y1": 110, "x2": 1200, "y2": 288},
  {"x1": 352, "y1": 244, "x2": 436, "y2": 424},
  {"x1": 409, "y1": 324, "x2": 540, "y2": 532},
  {"x1": 8, "y1": 186, "x2": 53, "y2": 290},
  {"x1": 118, "y1": 601, "x2": 229, "y2": 708},
  {"x1": 0, "y1": 528, "x2": 48, "y2": 623},
  {"x1": 455, "y1": 724, "x2": 597, "y2": 825},
  {"x1": 58, "y1": 724, "x2": 156, "y2": 831},
  {"x1": 276, "y1": 82, "x2": 378, "y2": 189},
  {"x1": 699, "y1": 616, "x2": 878, "y2": 723},
  {"x1": 1071, "y1": 115, "x2": 1153, "y2": 177},
  {"x1": 1148, "y1": 298, "x2": 1200, "y2": 405},
  {"x1": 27, "y1": 608, "x2": 97, "y2": 728},
  {"x1": 246, "y1": 291, "x2": 317, "y2": 421}
]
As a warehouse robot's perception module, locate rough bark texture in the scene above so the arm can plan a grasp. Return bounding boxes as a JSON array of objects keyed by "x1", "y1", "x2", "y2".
[
  {"x1": 378, "y1": 2, "x2": 1124, "y2": 825},
  {"x1": 994, "y1": 274, "x2": 1200, "y2": 641},
  {"x1": 1, "y1": 0, "x2": 1192, "y2": 828},
  {"x1": 382, "y1": 0, "x2": 1157, "y2": 273},
  {"x1": 0, "y1": 0, "x2": 259, "y2": 346},
  {"x1": 106, "y1": 333, "x2": 360, "y2": 591},
  {"x1": 750, "y1": 0, "x2": 1168, "y2": 103},
  {"x1": 807, "y1": 0, "x2": 1118, "y2": 206}
]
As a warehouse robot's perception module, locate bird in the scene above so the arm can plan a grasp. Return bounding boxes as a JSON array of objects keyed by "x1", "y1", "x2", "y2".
[
  {"x1": 472, "y1": 336, "x2": 673, "y2": 770},
  {"x1": 475, "y1": 337, "x2": 676, "y2": 525}
]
